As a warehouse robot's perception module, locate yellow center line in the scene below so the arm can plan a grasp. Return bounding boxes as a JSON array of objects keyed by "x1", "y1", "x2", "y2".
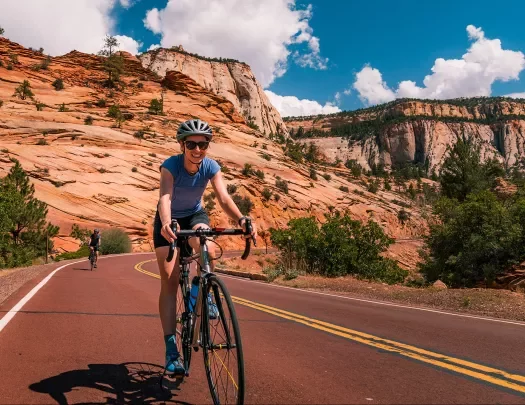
[{"x1": 134, "y1": 259, "x2": 525, "y2": 395}]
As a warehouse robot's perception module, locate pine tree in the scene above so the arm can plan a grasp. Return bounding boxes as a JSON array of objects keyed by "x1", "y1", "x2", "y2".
[
  {"x1": 13, "y1": 80, "x2": 34, "y2": 100},
  {"x1": 0, "y1": 159, "x2": 58, "y2": 266},
  {"x1": 99, "y1": 35, "x2": 123, "y2": 88}
]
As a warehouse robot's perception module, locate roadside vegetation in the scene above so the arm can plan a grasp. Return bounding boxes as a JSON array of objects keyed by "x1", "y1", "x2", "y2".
[{"x1": 0, "y1": 159, "x2": 58, "y2": 268}]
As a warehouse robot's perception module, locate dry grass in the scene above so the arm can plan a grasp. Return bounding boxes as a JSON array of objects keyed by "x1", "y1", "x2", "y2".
[{"x1": 273, "y1": 274, "x2": 525, "y2": 321}]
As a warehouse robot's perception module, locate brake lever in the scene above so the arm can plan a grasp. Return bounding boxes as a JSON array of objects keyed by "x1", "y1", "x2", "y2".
[{"x1": 166, "y1": 219, "x2": 178, "y2": 263}]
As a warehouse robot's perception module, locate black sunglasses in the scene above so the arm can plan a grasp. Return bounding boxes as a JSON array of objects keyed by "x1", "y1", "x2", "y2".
[{"x1": 185, "y1": 140, "x2": 210, "y2": 150}]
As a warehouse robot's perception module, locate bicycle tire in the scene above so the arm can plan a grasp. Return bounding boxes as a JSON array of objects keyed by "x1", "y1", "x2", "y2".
[
  {"x1": 202, "y1": 275, "x2": 245, "y2": 405},
  {"x1": 179, "y1": 267, "x2": 193, "y2": 375}
]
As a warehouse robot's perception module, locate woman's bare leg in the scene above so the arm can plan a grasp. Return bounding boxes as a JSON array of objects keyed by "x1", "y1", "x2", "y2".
[{"x1": 155, "y1": 246, "x2": 180, "y2": 335}]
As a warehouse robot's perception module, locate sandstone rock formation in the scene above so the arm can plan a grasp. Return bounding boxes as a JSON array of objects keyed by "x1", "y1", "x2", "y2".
[
  {"x1": 139, "y1": 47, "x2": 287, "y2": 137},
  {"x1": 286, "y1": 99, "x2": 525, "y2": 173},
  {"x1": 0, "y1": 37, "x2": 426, "y2": 269}
]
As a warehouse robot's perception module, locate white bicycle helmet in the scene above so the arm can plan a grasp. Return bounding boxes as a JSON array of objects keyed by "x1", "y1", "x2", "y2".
[{"x1": 176, "y1": 119, "x2": 213, "y2": 141}]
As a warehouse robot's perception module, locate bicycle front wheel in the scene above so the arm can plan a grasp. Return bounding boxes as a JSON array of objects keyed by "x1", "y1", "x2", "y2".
[{"x1": 202, "y1": 275, "x2": 245, "y2": 405}]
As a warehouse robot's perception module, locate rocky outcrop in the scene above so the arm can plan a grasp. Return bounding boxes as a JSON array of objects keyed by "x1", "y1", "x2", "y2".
[
  {"x1": 0, "y1": 37, "x2": 426, "y2": 269},
  {"x1": 288, "y1": 99, "x2": 525, "y2": 172},
  {"x1": 139, "y1": 47, "x2": 287, "y2": 136}
]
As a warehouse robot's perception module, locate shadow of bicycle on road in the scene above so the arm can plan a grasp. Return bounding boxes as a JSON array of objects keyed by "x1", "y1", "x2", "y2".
[{"x1": 29, "y1": 362, "x2": 191, "y2": 405}]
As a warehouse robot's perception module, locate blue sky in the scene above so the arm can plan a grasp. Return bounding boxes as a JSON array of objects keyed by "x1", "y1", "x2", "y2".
[
  {"x1": 109, "y1": 0, "x2": 525, "y2": 115},
  {"x1": 2, "y1": 0, "x2": 525, "y2": 116}
]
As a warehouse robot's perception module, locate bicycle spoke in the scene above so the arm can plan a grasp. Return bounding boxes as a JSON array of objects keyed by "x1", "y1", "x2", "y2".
[{"x1": 203, "y1": 275, "x2": 244, "y2": 405}]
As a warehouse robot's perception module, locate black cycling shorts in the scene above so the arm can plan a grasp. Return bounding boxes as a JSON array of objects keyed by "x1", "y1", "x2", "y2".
[
  {"x1": 153, "y1": 209, "x2": 210, "y2": 249},
  {"x1": 90, "y1": 245, "x2": 99, "y2": 252}
]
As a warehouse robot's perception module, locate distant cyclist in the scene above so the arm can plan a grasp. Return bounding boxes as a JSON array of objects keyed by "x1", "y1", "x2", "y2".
[
  {"x1": 88, "y1": 229, "x2": 101, "y2": 268},
  {"x1": 154, "y1": 118, "x2": 258, "y2": 375}
]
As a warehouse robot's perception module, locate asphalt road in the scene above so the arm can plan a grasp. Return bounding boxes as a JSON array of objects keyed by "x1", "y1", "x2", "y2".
[{"x1": 1, "y1": 252, "x2": 525, "y2": 404}]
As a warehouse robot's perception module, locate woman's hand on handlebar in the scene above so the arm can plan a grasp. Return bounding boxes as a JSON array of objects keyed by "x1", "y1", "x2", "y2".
[
  {"x1": 239, "y1": 217, "x2": 257, "y2": 240},
  {"x1": 161, "y1": 221, "x2": 178, "y2": 243}
]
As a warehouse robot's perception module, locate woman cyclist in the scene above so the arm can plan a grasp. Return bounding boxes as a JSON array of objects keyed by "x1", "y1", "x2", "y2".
[{"x1": 153, "y1": 118, "x2": 258, "y2": 375}]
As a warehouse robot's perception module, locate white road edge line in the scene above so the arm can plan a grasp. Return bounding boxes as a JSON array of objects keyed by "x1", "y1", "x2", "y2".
[
  {"x1": 0, "y1": 252, "x2": 155, "y2": 334},
  {"x1": 0, "y1": 260, "x2": 83, "y2": 333},
  {"x1": 220, "y1": 274, "x2": 525, "y2": 327}
]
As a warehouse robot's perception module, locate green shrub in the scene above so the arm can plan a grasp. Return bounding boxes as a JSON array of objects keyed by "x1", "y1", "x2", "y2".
[
  {"x1": 397, "y1": 209, "x2": 410, "y2": 224},
  {"x1": 149, "y1": 152, "x2": 157, "y2": 157},
  {"x1": 96, "y1": 99, "x2": 107, "y2": 107},
  {"x1": 13, "y1": 80, "x2": 34, "y2": 100},
  {"x1": 345, "y1": 159, "x2": 362, "y2": 177},
  {"x1": 339, "y1": 186, "x2": 349, "y2": 192},
  {"x1": 107, "y1": 105, "x2": 121, "y2": 118},
  {"x1": 274, "y1": 194, "x2": 281, "y2": 202},
  {"x1": 100, "y1": 228, "x2": 132, "y2": 255},
  {"x1": 232, "y1": 194, "x2": 253, "y2": 215},
  {"x1": 35, "y1": 101, "x2": 45, "y2": 111},
  {"x1": 262, "y1": 153, "x2": 271, "y2": 161},
  {"x1": 242, "y1": 163, "x2": 254, "y2": 176},
  {"x1": 420, "y1": 191, "x2": 523, "y2": 288},
  {"x1": 52, "y1": 78, "x2": 64, "y2": 91},
  {"x1": 55, "y1": 245, "x2": 91, "y2": 261},
  {"x1": 255, "y1": 169, "x2": 265, "y2": 180},
  {"x1": 84, "y1": 116, "x2": 93, "y2": 125},
  {"x1": 309, "y1": 167, "x2": 318, "y2": 180},
  {"x1": 261, "y1": 187, "x2": 272, "y2": 201},
  {"x1": 137, "y1": 83, "x2": 144, "y2": 89},
  {"x1": 131, "y1": 167, "x2": 138, "y2": 173},
  {"x1": 148, "y1": 98, "x2": 163, "y2": 115},
  {"x1": 7, "y1": 63, "x2": 13, "y2": 70},
  {"x1": 36, "y1": 138, "x2": 48, "y2": 145},
  {"x1": 322, "y1": 173, "x2": 331, "y2": 181},
  {"x1": 133, "y1": 130, "x2": 145, "y2": 141},
  {"x1": 58, "y1": 103, "x2": 68, "y2": 112},
  {"x1": 276, "y1": 179, "x2": 289, "y2": 194},
  {"x1": 270, "y1": 212, "x2": 406, "y2": 283},
  {"x1": 227, "y1": 184, "x2": 237, "y2": 194},
  {"x1": 367, "y1": 180, "x2": 379, "y2": 194}
]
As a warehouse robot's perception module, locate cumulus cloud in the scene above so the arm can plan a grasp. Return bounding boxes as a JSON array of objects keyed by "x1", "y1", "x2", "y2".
[
  {"x1": 265, "y1": 90, "x2": 341, "y2": 117},
  {"x1": 114, "y1": 35, "x2": 142, "y2": 55},
  {"x1": 143, "y1": 0, "x2": 327, "y2": 87},
  {"x1": 353, "y1": 66, "x2": 395, "y2": 105},
  {"x1": 0, "y1": 0, "x2": 141, "y2": 55},
  {"x1": 506, "y1": 92, "x2": 525, "y2": 99},
  {"x1": 119, "y1": 0, "x2": 132, "y2": 8},
  {"x1": 147, "y1": 44, "x2": 161, "y2": 51},
  {"x1": 354, "y1": 25, "x2": 525, "y2": 105}
]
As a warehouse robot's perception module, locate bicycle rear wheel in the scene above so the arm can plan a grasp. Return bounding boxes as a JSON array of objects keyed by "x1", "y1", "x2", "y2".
[{"x1": 202, "y1": 275, "x2": 245, "y2": 405}]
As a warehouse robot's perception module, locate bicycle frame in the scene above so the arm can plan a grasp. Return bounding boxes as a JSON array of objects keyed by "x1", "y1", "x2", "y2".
[{"x1": 167, "y1": 219, "x2": 255, "y2": 352}]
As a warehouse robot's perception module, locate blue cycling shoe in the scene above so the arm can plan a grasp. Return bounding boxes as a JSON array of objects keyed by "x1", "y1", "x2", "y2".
[
  {"x1": 165, "y1": 350, "x2": 185, "y2": 375},
  {"x1": 208, "y1": 294, "x2": 219, "y2": 320}
]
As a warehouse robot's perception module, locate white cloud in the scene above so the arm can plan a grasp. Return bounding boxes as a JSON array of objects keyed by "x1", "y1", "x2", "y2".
[
  {"x1": 147, "y1": 44, "x2": 161, "y2": 51},
  {"x1": 354, "y1": 25, "x2": 525, "y2": 105},
  {"x1": 353, "y1": 66, "x2": 395, "y2": 105},
  {"x1": 143, "y1": 0, "x2": 327, "y2": 88},
  {"x1": 119, "y1": 0, "x2": 132, "y2": 8},
  {"x1": 506, "y1": 92, "x2": 525, "y2": 99},
  {"x1": 0, "y1": 0, "x2": 141, "y2": 55},
  {"x1": 265, "y1": 90, "x2": 341, "y2": 117},
  {"x1": 334, "y1": 88, "x2": 352, "y2": 105},
  {"x1": 115, "y1": 35, "x2": 142, "y2": 55}
]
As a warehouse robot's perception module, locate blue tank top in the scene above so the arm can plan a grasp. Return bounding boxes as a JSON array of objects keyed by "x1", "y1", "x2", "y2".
[{"x1": 160, "y1": 154, "x2": 220, "y2": 217}]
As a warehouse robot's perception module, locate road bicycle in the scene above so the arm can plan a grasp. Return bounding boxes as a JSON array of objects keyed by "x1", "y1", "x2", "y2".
[
  {"x1": 88, "y1": 248, "x2": 97, "y2": 271},
  {"x1": 161, "y1": 218, "x2": 255, "y2": 405}
]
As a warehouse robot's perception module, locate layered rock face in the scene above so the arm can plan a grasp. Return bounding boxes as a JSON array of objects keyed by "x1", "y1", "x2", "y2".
[
  {"x1": 139, "y1": 47, "x2": 287, "y2": 136},
  {"x1": 286, "y1": 99, "x2": 525, "y2": 172},
  {"x1": 0, "y1": 38, "x2": 425, "y2": 269}
]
